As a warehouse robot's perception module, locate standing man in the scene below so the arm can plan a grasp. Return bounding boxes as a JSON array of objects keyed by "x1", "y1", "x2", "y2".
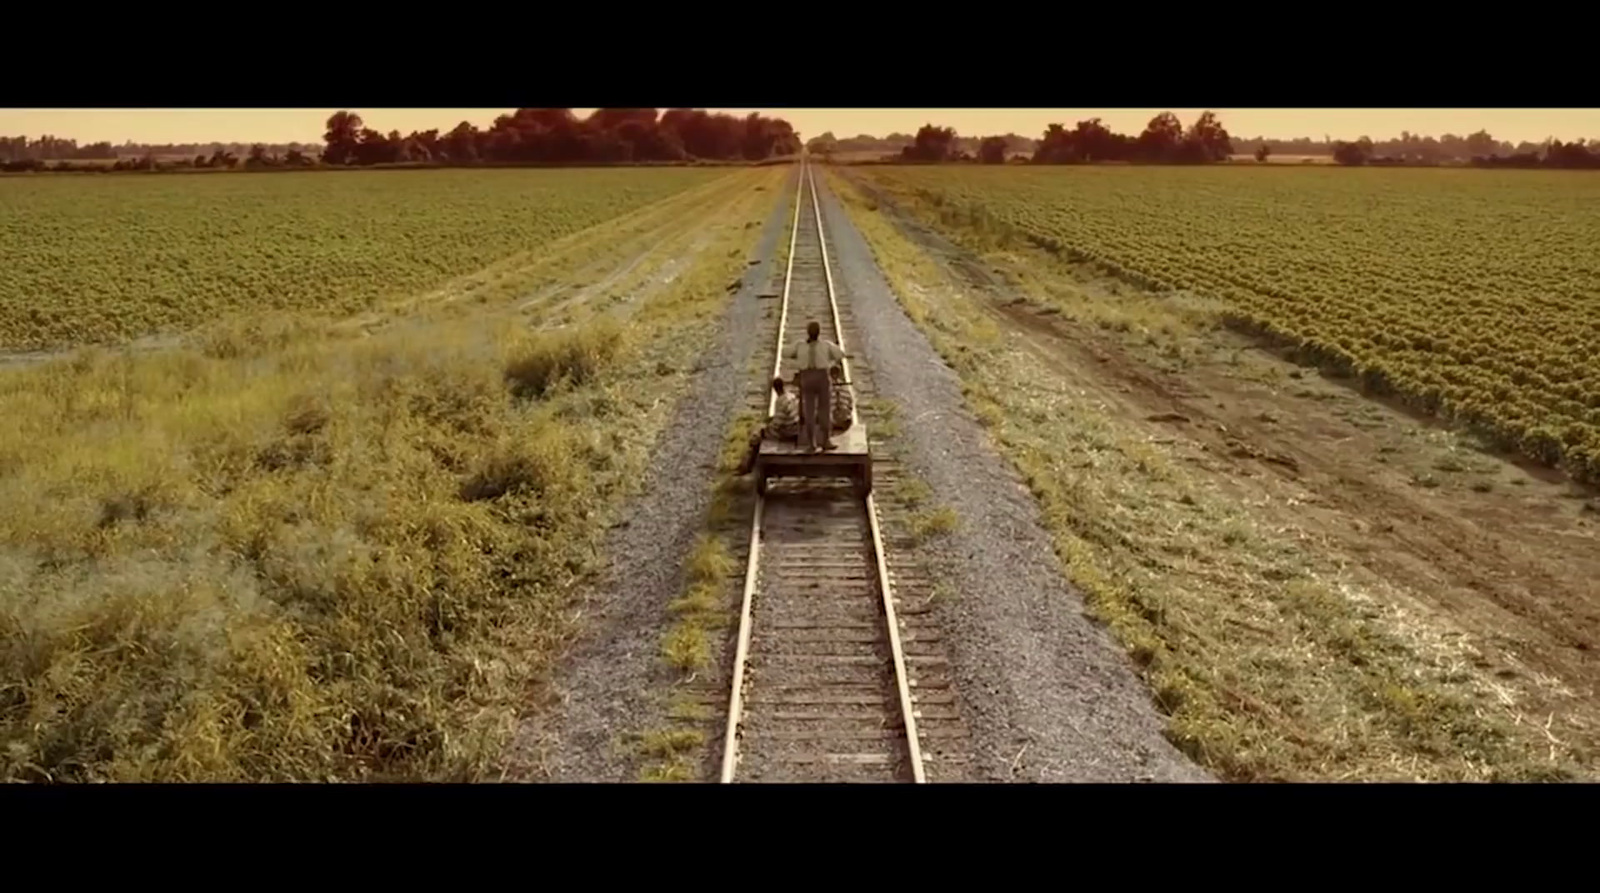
[{"x1": 785, "y1": 320, "x2": 846, "y2": 451}]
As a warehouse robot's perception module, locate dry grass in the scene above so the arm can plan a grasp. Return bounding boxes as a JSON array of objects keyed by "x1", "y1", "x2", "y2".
[
  {"x1": 0, "y1": 165, "x2": 789, "y2": 782},
  {"x1": 908, "y1": 506, "x2": 959, "y2": 544},
  {"x1": 828, "y1": 168, "x2": 1578, "y2": 782},
  {"x1": 659, "y1": 530, "x2": 736, "y2": 675},
  {"x1": 640, "y1": 417, "x2": 761, "y2": 781},
  {"x1": 898, "y1": 478, "x2": 933, "y2": 508},
  {"x1": 640, "y1": 420, "x2": 761, "y2": 783},
  {"x1": 0, "y1": 324, "x2": 604, "y2": 781},
  {"x1": 867, "y1": 397, "x2": 901, "y2": 438},
  {"x1": 502, "y1": 317, "x2": 627, "y2": 399},
  {"x1": 635, "y1": 727, "x2": 706, "y2": 782}
]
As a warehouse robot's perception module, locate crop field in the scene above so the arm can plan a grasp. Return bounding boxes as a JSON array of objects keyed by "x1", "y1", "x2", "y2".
[
  {"x1": 0, "y1": 167, "x2": 728, "y2": 351},
  {"x1": 831, "y1": 164, "x2": 1600, "y2": 782},
  {"x1": 851, "y1": 165, "x2": 1600, "y2": 483}
]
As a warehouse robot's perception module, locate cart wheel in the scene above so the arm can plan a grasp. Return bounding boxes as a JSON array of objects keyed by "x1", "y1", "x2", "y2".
[{"x1": 854, "y1": 463, "x2": 873, "y2": 499}]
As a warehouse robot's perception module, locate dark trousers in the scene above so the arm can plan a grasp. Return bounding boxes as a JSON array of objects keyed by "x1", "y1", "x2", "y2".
[{"x1": 796, "y1": 368, "x2": 831, "y2": 450}]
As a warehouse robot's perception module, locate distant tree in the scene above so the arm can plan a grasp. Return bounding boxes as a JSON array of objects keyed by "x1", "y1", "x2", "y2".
[
  {"x1": 1032, "y1": 123, "x2": 1073, "y2": 163},
  {"x1": 1071, "y1": 118, "x2": 1121, "y2": 161},
  {"x1": 323, "y1": 111, "x2": 363, "y2": 165},
  {"x1": 901, "y1": 124, "x2": 959, "y2": 162},
  {"x1": 407, "y1": 129, "x2": 440, "y2": 161},
  {"x1": 1035, "y1": 119, "x2": 1123, "y2": 163},
  {"x1": 350, "y1": 129, "x2": 399, "y2": 165},
  {"x1": 1183, "y1": 110, "x2": 1233, "y2": 163},
  {"x1": 1465, "y1": 129, "x2": 1497, "y2": 158},
  {"x1": 978, "y1": 136, "x2": 1008, "y2": 164},
  {"x1": 1332, "y1": 137, "x2": 1374, "y2": 166},
  {"x1": 1542, "y1": 139, "x2": 1600, "y2": 169},
  {"x1": 398, "y1": 136, "x2": 431, "y2": 163},
  {"x1": 441, "y1": 121, "x2": 480, "y2": 163},
  {"x1": 1255, "y1": 144, "x2": 1271, "y2": 162},
  {"x1": 1137, "y1": 112, "x2": 1185, "y2": 162},
  {"x1": 638, "y1": 120, "x2": 689, "y2": 162},
  {"x1": 588, "y1": 108, "x2": 659, "y2": 132}
]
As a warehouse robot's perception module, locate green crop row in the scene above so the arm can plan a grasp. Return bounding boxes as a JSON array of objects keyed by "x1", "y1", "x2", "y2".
[
  {"x1": 0, "y1": 167, "x2": 730, "y2": 351},
  {"x1": 856, "y1": 165, "x2": 1600, "y2": 483}
]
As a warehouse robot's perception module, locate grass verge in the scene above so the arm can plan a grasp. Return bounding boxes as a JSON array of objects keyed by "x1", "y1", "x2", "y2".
[
  {"x1": 636, "y1": 393, "x2": 765, "y2": 782},
  {"x1": 826, "y1": 167, "x2": 1579, "y2": 782}
]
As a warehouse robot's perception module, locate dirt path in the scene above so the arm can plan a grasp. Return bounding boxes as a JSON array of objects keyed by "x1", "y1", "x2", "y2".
[
  {"x1": 0, "y1": 332, "x2": 184, "y2": 368},
  {"x1": 841, "y1": 169, "x2": 1600, "y2": 775}
]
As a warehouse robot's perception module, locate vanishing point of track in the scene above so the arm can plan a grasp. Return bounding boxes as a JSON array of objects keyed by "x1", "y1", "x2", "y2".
[{"x1": 719, "y1": 162, "x2": 926, "y2": 782}]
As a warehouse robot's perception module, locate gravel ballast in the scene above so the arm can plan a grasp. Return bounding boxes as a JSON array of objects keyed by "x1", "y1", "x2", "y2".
[
  {"x1": 511, "y1": 175, "x2": 795, "y2": 782},
  {"x1": 812, "y1": 176, "x2": 1212, "y2": 783}
]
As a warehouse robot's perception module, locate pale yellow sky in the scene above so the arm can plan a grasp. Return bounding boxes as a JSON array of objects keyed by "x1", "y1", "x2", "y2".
[{"x1": 2, "y1": 108, "x2": 1597, "y2": 146}]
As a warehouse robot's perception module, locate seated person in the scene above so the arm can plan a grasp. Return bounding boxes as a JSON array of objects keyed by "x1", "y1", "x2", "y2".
[
  {"x1": 736, "y1": 376, "x2": 800, "y2": 475},
  {"x1": 830, "y1": 364, "x2": 855, "y2": 433}
]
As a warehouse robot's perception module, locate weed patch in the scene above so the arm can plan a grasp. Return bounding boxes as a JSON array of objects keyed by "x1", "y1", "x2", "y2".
[
  {"x1": 908, "y1": 506, "x2": 959, "y2": 544},
  {"x1": 502, "y1": 317, "x2": 627, "y2": 399}
]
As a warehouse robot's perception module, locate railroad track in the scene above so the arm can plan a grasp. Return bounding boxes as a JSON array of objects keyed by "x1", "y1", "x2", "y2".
[{"x1": 719, "y1": 161, "x2": 972, "y2": 783}]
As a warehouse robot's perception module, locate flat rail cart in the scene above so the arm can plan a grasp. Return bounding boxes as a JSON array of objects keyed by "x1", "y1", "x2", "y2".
[{"x1": 752, "y1": 416, "x2": 872, "y2": 499}]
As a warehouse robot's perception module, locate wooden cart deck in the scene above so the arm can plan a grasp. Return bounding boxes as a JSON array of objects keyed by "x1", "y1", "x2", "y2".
[{"x1": 754, "y1": 423, "x2": 872, "y2": 497}]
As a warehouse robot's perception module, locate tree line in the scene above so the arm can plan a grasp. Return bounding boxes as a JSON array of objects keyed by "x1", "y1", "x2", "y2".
[
  {"x1": 810, "y1": 131, "x2": 1039, "y2": 158},
  {"x1": 1, "y1": 135, "x2": 118, "y2": 162},
  {"x1": 1235, "y1": 131, "x2": 1513, "y2": 161},
  {"x1": 1326, "y1": 134, "x2": 1600, "y2": 169},
  {"x1": 15, "y1": 111, "x2": 1598, "y2": 174},
  {"x1": 320, "y1": 108, "x2": 801, "y2": 167},
  {"x1": 1, "y1": 109, "x2": 803, "y2": 174},
  {"x1": 807, "y1": 116, "x2": 1600, "y2": 169},
  {"x1": 827, "y1": 111, "x2": 1236, "y2": 165},
  {"x1": 0, "y1": 136, "x2": 320, "y2": 172},
  {"x1": 1235, "y1": 130, "x2": 1600, "y2": 167}
]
